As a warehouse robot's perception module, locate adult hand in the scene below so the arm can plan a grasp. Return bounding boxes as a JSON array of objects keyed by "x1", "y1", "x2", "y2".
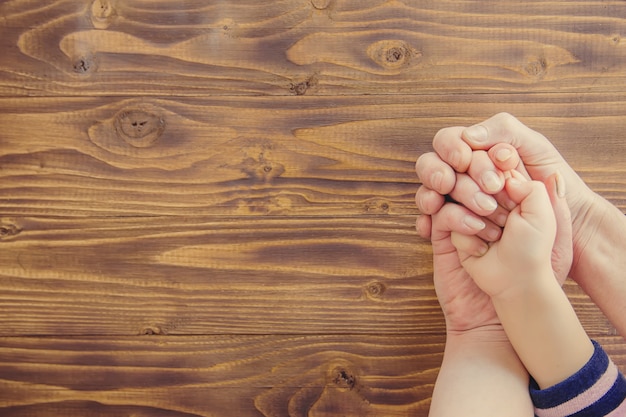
[
  {"x1": 429, "y1": 200, "x2": 503, "y2": 333},
  {"x1": 428, "y1": 200, "x2": 535, "y2": 416},
  {"x1": 431, "y1": 172, "x2": 571, "y2": 320},
  {"x1": 452, "y1": 171, "x2": 557, "y2": 298},
  {"x1": 416, "y1": 115, "x2": 575, "y2": 283},
  {"x1": 416, "y1": 113, "x2": 593, "y2": 223}
]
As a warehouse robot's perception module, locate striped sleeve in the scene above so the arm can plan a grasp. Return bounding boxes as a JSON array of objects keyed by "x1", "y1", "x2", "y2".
[{"x1": 530, "y1": 340, "x2": 626, "y2": 417}]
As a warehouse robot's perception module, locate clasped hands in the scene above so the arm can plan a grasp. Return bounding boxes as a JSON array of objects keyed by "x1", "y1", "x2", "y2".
[{"x1": 416, "y1": 113, "x2": 574, "y2": 334}]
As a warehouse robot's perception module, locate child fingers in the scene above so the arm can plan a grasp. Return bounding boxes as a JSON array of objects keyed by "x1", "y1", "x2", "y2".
[
  {"x1": 504, "y1": 173, "x2": 535, "y2": 205},
  {"x1": 451, "y1": 231, "x2": 489, "y2": 258},
  {"x1": 485, "y1": 203, "x2": 511, "y2": 228},
  {"x1": 487, "y1": 143, "x2": 529, "y2": 178},
  {"x1": 506, "y1": 175, "x2": 556, "y2": 235}
]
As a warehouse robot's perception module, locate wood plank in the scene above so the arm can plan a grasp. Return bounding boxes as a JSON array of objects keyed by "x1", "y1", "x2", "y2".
[
  {"x1": 0, "y1": 334, "x2": 443, "y2": 416},
  {"x1": 0, "y1": 215, "x2": 614, "y2": 337},
  {"x1": 0, "y1": 215, "x2": 440, "y2": 336},
  {"x1": 2, "y1": 94, "x2": 626, "y2": 217},
  {"x1": 0, "y1": 334, "x2": 624, "y2": 417},
  {"x1": 2, "y1": 0, "x2": 626, "y2": 96}
]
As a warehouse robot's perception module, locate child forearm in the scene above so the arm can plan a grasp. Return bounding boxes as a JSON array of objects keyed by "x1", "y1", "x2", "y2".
[{"x1": 492, "y1": 270, "x2": 594, "y2": 389}]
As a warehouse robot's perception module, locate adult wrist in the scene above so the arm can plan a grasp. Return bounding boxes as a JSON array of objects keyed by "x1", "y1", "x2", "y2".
[
  {"x1": 570, "y1": 191, "x2": 623, "y2": 283},
  {"x1": 445, "y1": 323, "x2": 508, "y2": 342}
]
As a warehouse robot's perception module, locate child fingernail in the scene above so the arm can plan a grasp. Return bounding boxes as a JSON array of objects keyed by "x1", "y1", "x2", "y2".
[
  {"x1": 496, "y1": 148, "x2": 512, "y2": 162},
  {"x1": 508, "y1": 177, "x2": 522, "y2": 187},
  {"x1": 476, "y1": 242, "x2": 489, "y2": 256}
]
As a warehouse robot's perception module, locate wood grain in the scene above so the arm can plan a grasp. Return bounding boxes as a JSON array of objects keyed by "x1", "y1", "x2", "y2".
[
  {"x1": 0, "y1": 334, "x2": 443, "y2": 417},
  {"x1": 2, "y1": 0, "x2": 626, "y2": 96},
  {"x1": 0, "y1": 334, "x2": 624, "y2": 417},
  {"x1": 0, "y1": 215, "x2": 436, "y2": 336},
  {"x1": 2, "y1": 94, "x2": 626, "y2": 217},
  {"x1": 0, "y1": 215, "x2": 614, "y2": 338},
  {"x1": 3, "y1": 1, "x2": 626, "y2": 416}
]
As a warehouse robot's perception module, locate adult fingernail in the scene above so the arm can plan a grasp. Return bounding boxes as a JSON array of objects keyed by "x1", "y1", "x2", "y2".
[
  {"x1": 464, "y1": 125, "x2": 488, "y2": 143},
  {"x1": 449, "y1": 150, "x2": 464, "y2": 171},
  {"x1": 463, "y1": 216, "x2": 486, "y2": 231},
  {"x1": 495, "y1": 212, "x2": 508, "y2": 227},
  {"x1": 495, "y1": 148, "x2": 512, "y2": 162},
  {"x1": 431, "y1": 171, "x2": 443, "y2": 190},
  {"x1": 485, "y1": 227, "x2": 501, "y2": 241},
  {"x1": 474, "y1": 192, "x2": 498, "y2": 212},
  {"x1": 481, "y1": 171, "x2": 502, "y2": 193}
]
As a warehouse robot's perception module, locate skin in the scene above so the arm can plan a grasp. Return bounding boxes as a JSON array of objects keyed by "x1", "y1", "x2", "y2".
[
  {"x1": 427, "y1": 167, "x2": 569, "y2": 416},
  {"x1": 451, "y1": 172, "x2": 594, "y2": 389},
  {"x1": 415, "y1": 112, "x2": 626, "y2": 339}
]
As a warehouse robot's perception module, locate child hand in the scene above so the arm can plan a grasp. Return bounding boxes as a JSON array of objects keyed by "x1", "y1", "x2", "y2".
[{"x1": 451, "y1": 170, "x2": 557, "y2": 298}]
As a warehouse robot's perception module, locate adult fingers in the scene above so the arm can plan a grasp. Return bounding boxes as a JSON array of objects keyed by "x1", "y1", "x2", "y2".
[
  {"x1": 431, "y1": 202, "x2": 502, "y2": 246},
  {"x1": 415, "y1": 152, "x2": 457, "y2": 195},
  {"x1": 449, "y1": 172, "x2": 499, "y2": 217},
  {"x1": 415, "y1": 214, "x2": 433, "y2": 239},
  {"x1": 461, "y1": 113, "x2": 561, "y2": 175},
  {"x1": 416, "y1": 180, "x2": 508, "y2": 237},
  {"x1": 467, "y1": 150, "x2": 505, "y2": 194},
  {"x1": 415, "y1": 184, "x2": 446, "y2": 215},
  {"x1": 432, "y1": 126, "x2": 473, "y2": 173}
]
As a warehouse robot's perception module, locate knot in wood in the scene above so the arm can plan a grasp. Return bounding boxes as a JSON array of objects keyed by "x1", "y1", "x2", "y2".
[
  {"x1": 114, "y1": 109, "x2": 166, "y2": 148},
  {"x1": 140, "y1": 325, "x2": 163, "y2": 335},
  {"x1": 239, "y1": 140, "x2": 285, "y2": 183},
  {"x1": 525, "y1": 57, "x2": 548, "y2": 77},
  {"x1": 0, "y1": 219, "x2": 21, "y2": 241},
  {"x1": 290, "y1": 75, "x2": 317, "y2": 96},
  {"x1": 364, "y1": 198, "x2": 390, "y2": 214},
  {"x1": 91, "y1": 0, "x2": 116, "y2": 29},
  {"x1": 612, "y1": 34, "x2": 621, "y2": 46},
  {"x1": 367, "y1": 40, "x2": 420, "y2": 70},
  {"x1": 72, "y1": 55, "x2": 96, "y2": 76},
  {"x1": 333, "y1": 367, "x2": 357, "y2": 390},
  {"x1": 311, "y1": 0, "x2": 332, "y2": 10},
  {"x1": 365, "y1": 281, "x2": 386, "y2": 299}
]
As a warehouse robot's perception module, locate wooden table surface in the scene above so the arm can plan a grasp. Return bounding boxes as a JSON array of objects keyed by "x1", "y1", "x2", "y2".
[{"x1": 1, "y1": 1, "x2": 626, "y2": 416}]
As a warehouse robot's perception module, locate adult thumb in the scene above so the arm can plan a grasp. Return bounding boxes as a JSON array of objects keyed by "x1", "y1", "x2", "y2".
[{"x1": 462, "y1": 113, "x2": 561, "y2": 178}]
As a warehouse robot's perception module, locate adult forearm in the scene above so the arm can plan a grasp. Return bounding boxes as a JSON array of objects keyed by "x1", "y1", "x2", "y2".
[
  {"x1": 429, "y1": 326, "x2": 533, "y2": 417},
  {"x1": 571, "y1": 194, "x2": 626, "y2": 339}
]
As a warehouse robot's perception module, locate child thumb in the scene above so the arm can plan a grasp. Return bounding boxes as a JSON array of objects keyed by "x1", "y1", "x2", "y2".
[{"x1": 506, "y1": 172, "x2": 554, "y2": 227}]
